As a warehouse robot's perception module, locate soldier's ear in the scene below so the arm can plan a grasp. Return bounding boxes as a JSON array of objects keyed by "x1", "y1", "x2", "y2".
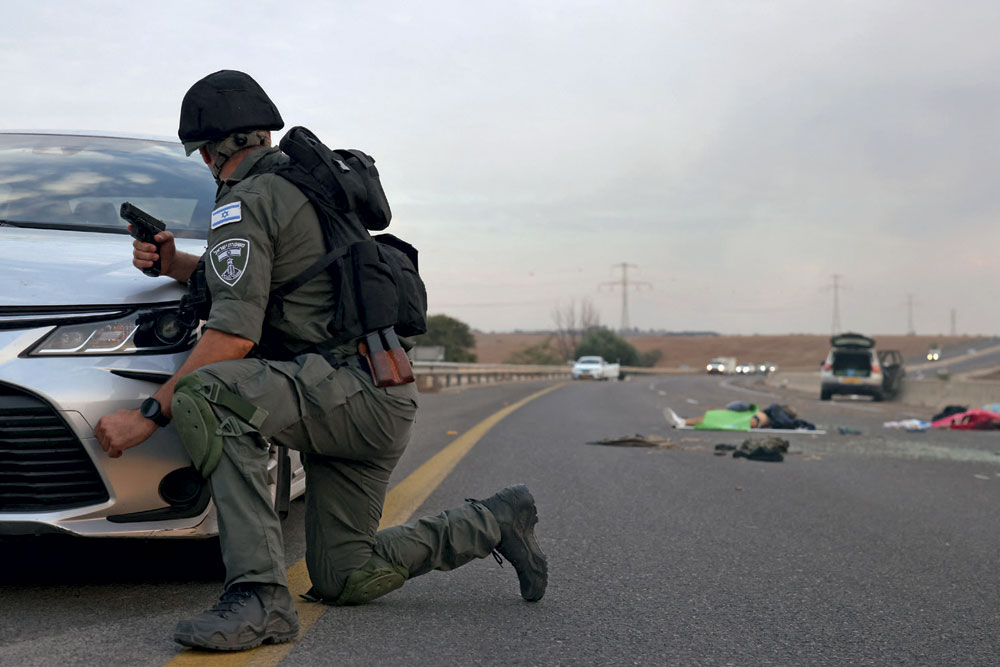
[{"x1": 199, "y1": 146, "x2": 213, "y2": 167}]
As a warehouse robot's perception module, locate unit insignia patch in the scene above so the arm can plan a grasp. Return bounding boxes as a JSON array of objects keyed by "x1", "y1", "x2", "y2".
[{"x1": 210, "y1": 238, "x2": 251, "y2": 287}]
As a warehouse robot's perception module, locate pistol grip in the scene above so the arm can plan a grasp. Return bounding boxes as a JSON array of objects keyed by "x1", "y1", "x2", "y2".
[
  {"x1": 143, "y1": 248, "x2": 162, "y2": 278},
  {"x1": 132, "y1": 226, "x2": 161, "y2": 277}
]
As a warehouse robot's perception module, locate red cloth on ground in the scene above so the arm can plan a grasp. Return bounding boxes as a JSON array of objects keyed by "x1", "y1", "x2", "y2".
[{"x1": 931, "y1": 409, "x2": 1000, "y2": 430}]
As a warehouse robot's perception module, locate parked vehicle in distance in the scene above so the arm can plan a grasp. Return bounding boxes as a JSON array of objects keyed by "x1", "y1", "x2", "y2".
[
  {"x1": 820, "y1": 332, "x2": 905, "y2": 401},
  {"x1": 926, "y1": 345, "x2": 941, "y2": 361},
  {"x1": 735, "y1": 363, "x2": 756, "y2": 374},
  {"x1": 572, "y1": 355, "x2": 621, "y2": 380},
  {"x1": 706, "y1": 357, "x2": 737, "y2": 374},
  {"x1": 0, "y1": 131, "x2": 306, "y2": 539},
  {"x1": 758, "y1": 361, "x2": 778, "y2": 374}
]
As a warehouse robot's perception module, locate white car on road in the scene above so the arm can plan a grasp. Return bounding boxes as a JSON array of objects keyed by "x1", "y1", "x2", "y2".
[{"x1": 571, "y1": 356, "x2": 620, "y2": 380}]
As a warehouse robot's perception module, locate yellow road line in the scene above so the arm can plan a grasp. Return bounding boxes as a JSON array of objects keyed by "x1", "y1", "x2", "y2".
[{"x1": 166, "y1": 382, "x2": 566, "y2": 666}]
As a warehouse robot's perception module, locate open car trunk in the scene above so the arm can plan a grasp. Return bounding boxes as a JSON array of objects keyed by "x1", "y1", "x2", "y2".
[{"x1": 832, "y1": 350, "x2": 872, "y2": 377}]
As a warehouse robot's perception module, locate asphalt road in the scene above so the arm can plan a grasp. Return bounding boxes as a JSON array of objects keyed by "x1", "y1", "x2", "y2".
[
  {"x1": 1, "y1": 376, "x2": 998, "y2": 666},
  {"x1": 904, "y1": 337, "x2": 1000, "y2": 378}
]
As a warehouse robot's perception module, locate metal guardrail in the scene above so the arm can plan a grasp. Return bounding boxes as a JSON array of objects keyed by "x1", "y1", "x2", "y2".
[
  {"x1": 411, "y1": 361, "x2": 671, "y2": 391},
  {"x1": 412, "y1": 361, "x2": 571, "y2": 391}
]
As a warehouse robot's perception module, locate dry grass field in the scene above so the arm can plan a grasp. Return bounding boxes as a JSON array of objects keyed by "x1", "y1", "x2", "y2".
[{"x1": 473, "y1": 332, "x2": 992, "y2": 371}]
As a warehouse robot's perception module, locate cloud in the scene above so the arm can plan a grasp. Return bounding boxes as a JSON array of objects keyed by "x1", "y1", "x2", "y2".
[{"x1": 2, "y1": 0, "x2": 1000, "y2": 334}]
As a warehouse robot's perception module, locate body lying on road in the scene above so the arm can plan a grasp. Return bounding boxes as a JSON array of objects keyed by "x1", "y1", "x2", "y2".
[{"x1": 666, "y1": 402, "x2": 821, "y2": 433}]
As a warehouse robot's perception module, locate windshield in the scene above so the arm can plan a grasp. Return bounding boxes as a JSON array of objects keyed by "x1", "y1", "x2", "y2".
[
  {"x1": 0, "y1": 133, "x2": 215, "y2": 239},
  {"x1": 578, "y1": 356, "x2": 602, "y2": 364}
]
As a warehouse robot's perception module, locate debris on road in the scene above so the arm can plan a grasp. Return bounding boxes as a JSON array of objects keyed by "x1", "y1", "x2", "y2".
[
  {"x1": 931, "y1": 408, "x2": 1000, "y2": 430},
  {"x1": 932, "y1": 405, "x2": 968, "y2": 422},
  {"x1": 837, "y1": 426, "x2": 863, "y2": 435},
  {"x1": 588, "y1": 434, "x2": 680, "y2": 449},
  {"x1": 732, "y1": 436, "x2": 789, "y2": 462},
  {"x1": 883, "y1": 419, "x2": 930, "y2": 432}
]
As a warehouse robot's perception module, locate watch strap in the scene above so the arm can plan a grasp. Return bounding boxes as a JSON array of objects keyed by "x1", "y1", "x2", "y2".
[{"x1": 142, "y1": 397, "x2": 171, "y2": 427}]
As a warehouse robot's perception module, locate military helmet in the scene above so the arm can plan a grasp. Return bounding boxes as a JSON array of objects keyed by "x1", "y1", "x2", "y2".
[{"x1": 178, "y1": 70, "x2": 284, "y2": 155}]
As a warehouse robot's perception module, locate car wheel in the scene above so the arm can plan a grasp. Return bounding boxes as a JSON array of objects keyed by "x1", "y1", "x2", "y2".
[
  {"x1": 872, "y1": 392, "x2": 884, "y2": 402},
  {"x1": 820, "y1": 389, "x2": 831, "y2": 401}
]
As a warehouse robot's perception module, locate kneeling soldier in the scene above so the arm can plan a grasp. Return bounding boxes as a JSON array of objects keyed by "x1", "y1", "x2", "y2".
[{"x1": 93, "y1": 70, "x2": 547, "y2": 652}]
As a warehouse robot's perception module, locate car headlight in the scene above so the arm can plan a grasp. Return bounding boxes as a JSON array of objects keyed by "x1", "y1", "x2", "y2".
[{"x1": 27, "y1": 307, "x2": 195, "y2": 356}]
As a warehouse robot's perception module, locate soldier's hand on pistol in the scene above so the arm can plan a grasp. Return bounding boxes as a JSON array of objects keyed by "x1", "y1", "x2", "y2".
[{"x1": 131, "y1": 228, "x2": 176, "y2": 277}]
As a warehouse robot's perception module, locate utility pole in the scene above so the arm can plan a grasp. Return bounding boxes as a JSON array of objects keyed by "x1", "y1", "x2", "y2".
[
  {"x1": 906, "y1": 293, "x2": 916, "y2": 335},
  {"x1": 600, "y1": 263, "x2": 651, "y2": 334},
  {"x1": 950, "y1": 308, "x2": 957, "y2": 336},
  {"x1": 823, "y1": 274, "x2": 843, "y2": 335}
]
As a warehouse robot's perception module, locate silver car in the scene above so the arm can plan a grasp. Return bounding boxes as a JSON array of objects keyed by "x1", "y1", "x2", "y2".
[{"x1": 0, "y1": 131, "x2": 304, "y2": 538}]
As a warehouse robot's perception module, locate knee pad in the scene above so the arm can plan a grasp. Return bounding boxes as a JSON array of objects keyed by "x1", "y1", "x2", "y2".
[
  {"x1": 307, "y1": 556, "x2": 409, "y2": 606},
  {"x1": 170, "y1": 373, "x2": 267, "y2": 479},
  {"x1": 171, "y1": 373, "x2": 269, "y2": 477},
  {"x1": 172, "y1": 374, "x2": 224, "y2": 478}
]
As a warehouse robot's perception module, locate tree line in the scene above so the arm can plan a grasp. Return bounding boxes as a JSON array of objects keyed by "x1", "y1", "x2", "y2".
[{"x1": 417, "y1": 304, "x2": 662, "y2": 368}]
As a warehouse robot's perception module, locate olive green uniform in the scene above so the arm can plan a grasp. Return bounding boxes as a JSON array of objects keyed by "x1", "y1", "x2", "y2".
[{"x1": 175, "y1": 147, "x2": 501, "y2": 600}]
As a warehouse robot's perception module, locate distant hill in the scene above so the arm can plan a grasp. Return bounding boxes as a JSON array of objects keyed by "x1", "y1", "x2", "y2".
[{"x1": 473, "y1": 333, "x2": 995, "y2": 370}]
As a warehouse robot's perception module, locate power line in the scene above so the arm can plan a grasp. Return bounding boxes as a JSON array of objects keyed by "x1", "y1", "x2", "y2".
[{"x1": 600, "y1": 263, "x2": 651, "y2": 332}]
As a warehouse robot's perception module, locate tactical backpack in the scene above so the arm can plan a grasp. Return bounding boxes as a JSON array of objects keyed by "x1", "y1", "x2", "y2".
[{"x1": 260, "y1": 127, "x2": 427, "y2": 382}]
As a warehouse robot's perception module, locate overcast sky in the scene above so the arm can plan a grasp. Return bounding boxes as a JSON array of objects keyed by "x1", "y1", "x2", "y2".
[{"x1": 4, "y1": 1, "x2": 999, "y2": 335}]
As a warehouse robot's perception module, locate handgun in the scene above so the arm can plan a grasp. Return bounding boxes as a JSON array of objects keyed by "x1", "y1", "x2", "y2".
[
  {"x1": 120, "y1": 202, "x2": 166, "y2": 277},
  {"x1": 358, "y1": 327, "x2": 415, "y2": 388}
]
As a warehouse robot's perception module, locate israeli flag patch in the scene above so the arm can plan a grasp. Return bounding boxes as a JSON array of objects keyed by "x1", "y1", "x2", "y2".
[{"x1": 211, "y1": 202, "x2": 242, "y2": 229}]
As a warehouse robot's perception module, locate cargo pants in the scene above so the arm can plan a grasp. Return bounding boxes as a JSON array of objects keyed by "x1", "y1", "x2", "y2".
[{"x1": 185, "y1": 353, "x2": 502, "y2": 598}]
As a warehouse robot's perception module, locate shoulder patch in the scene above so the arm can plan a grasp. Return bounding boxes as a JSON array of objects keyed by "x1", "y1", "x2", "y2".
[
  {"x1": 210, "y1": 238, "x2": 251, "y2": 287},
  {"x1": 211, "y1": 202, "x2": 242, "y2": 229}
]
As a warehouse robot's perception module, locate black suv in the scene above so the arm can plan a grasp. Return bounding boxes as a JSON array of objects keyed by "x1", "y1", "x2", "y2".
[{"x1": 819, "y1": 333, "x2": 905, "y2": 401}]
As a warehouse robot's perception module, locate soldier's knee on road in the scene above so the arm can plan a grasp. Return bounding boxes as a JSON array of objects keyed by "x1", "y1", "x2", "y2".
[{"x1": 305, "y1": 555, "x2": 409, "y2": 606}]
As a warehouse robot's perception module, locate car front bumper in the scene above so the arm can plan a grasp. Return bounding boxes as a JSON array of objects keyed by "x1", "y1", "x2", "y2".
[{"x1": 0, "y1": 325, "x2": 217, "y2": 538}]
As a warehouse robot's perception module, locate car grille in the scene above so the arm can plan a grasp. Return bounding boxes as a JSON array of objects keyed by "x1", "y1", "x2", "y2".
[{"x1": 0, "y1": 383, "x2": 108, "y2": 511}]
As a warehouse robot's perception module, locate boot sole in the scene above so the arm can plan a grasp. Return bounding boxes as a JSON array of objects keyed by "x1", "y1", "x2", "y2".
[
  {"x1": 174, "y1": 629, "x2": 299, "y2": 652},
  {"x1": 174, "y1": 620, "x2": 300, "y2": 652}
]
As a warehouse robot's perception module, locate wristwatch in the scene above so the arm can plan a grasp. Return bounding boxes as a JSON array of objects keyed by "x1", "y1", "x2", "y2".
[{"x1": 140, "y1": 396, "x2": 171, "y2": 427}]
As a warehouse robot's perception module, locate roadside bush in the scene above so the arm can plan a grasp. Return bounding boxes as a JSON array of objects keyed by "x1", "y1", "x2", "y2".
[
  {"x1": 420, "y1": 314, "x2": 477, "y2": 362},
  {"x1": 575, "y1": 328, "x2": 640, "y2": 366}
]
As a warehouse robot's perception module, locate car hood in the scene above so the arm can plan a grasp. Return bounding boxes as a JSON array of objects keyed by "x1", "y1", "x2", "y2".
[{"x1": 0, "y1": 227, "x2": 206, "y2": 306}]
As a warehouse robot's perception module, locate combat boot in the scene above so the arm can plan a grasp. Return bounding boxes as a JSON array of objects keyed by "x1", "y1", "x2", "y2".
[
  {"x1": 173, "y1": 582, "x2": 299, "y2": 651},
  {"x1": 476, "y1": 484, "x2": 548, "y2": 602}
]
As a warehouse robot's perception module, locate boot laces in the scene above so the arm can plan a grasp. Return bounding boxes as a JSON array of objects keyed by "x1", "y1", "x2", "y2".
[
  {"x1": 209, "y1": 585, "x2": 255, "y2": 617},
  {"x1": 468, "y1": 497, "x2": 506, "y2": 567}
]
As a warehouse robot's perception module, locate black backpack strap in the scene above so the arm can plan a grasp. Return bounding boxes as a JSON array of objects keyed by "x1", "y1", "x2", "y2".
[{"x1": 268, "y1": 244, "x2": 351, "y2": 308}]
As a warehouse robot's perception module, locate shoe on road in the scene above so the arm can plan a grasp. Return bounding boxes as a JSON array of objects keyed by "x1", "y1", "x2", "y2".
[
  {"x1": 477, "y1": 484, "x2": 548, "y2": 602},
  {"x1": 173, "y1": 582, "x2": 300, "y2": 651}
]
